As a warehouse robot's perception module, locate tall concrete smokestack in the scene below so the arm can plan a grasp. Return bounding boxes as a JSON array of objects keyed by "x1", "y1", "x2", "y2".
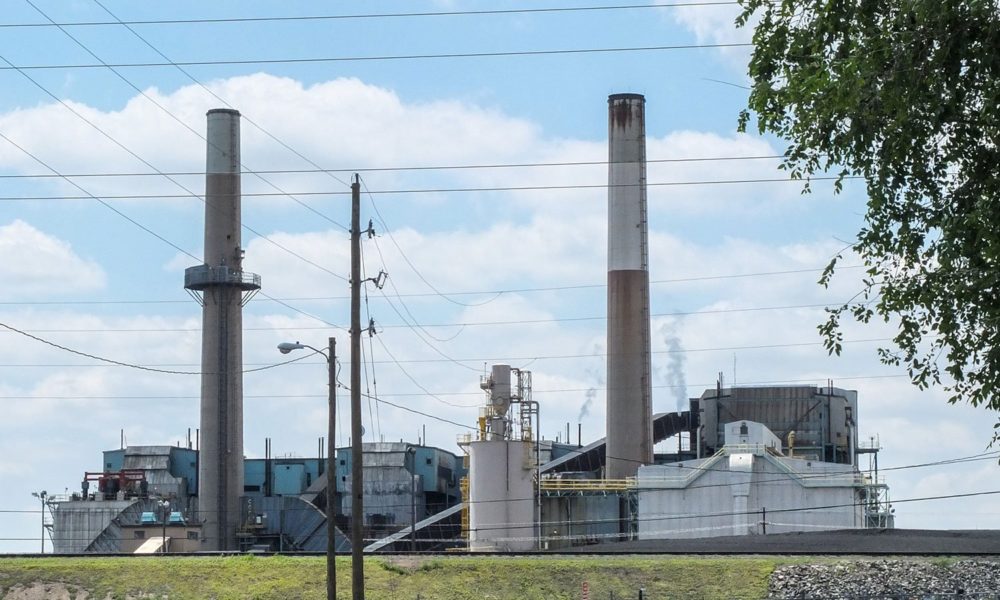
[
  {"x1": 606, "y1": 93, "x2": 653, "y2": 479},
  {"x1": 184, "y1": 109, "x2": 260, "y2": 550}
]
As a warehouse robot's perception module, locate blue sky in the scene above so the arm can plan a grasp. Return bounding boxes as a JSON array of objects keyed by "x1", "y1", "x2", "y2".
[{"x1": 0, "y1": 1, "x2": 997, "y2": 552}]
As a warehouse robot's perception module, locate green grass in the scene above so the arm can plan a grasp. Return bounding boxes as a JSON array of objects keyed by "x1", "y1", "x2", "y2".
[{"x1": 0, "y1": 554, "x2": 778, "y2": 599}]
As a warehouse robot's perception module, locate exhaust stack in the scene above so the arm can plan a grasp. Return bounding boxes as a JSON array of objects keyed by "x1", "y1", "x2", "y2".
[
  {"x1": 605, "y1": 93, "x2": 653, "y2": 479},
  {"x1": 184, "y1": 109, "x2": 260, "y2": 550}
]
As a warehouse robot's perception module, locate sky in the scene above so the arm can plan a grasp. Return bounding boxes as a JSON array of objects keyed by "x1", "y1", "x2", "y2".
[{"x1": 1, "y1": 0, "x2": 998, "y2": 553}]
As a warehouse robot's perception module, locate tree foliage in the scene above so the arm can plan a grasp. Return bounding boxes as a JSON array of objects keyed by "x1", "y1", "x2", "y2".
[{"x1": 736, "y1": 0, "x2": 1000, "y2": 436}]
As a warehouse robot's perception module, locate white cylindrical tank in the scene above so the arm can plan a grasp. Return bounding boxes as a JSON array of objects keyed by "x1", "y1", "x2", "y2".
[
  {"x1": 467, "y1": 439, "x2": 535, "y2": 551},
  {"x1": 489, "y1": 364, "x2": 512, "y2": 413}
]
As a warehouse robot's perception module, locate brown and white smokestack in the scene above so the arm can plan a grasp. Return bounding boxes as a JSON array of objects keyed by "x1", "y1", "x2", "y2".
[
  {"x1": 185, "y1": 109, "x2": 260, "y2": 550},
  {"x1": 605, "y1": 93, "x2": 653, "y2": 479}
]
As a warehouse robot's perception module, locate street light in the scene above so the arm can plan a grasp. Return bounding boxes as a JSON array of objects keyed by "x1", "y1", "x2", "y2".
[
  {"x1": 159, "y1": 499, "x2": 170, "y2": 555},
  {"x1": 278, "y1": 338, "x2": 338, "y2": 600},
  {"x1": 30, "y1": 491, "x2": 47, "y2": 554}
]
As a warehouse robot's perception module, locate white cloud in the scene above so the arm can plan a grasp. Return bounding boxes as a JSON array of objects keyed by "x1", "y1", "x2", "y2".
[
  {"x1": 660, "y1": 1, "x2": 755, "y2": 71},
  {"x1": 0, "y1": 220, "x2": 105, "y2": 299}
]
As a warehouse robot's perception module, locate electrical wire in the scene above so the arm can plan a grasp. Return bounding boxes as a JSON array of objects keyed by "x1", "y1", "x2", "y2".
[
  {"x1": 0, "y1": 131, "x2": 199, "y2": 262},
  {"x1": 358, "y1": 237, "x2": 382, "y2": 439},
  {"x1": 0, "y1": 374, "x2": 913, "y2": 402},
  {"x1": 0, "y1": 2, "x2": 742, "y2": 28},
  {"x1": 0, "y1": 320, "x2": 316, "y2": 375},
  {"x1": 363, "y1": 177, "x2": 501, "y2": 309},
  {"x1": 0, "y1": 336, "x2": 894, "y2": 369},
  {"x1": 0, "y1": 301, "x2": 851, "y2": 333},
  {"x1": 0, "y1": 265, "x2": 866, "y2": 307},
  {"x1": 8, "y1": 485, "x2": 1000, "y2": 539},
  {"x1": 0, "y1": 55, "x2": 351, "y2": 286},
  {"x1": 0, "y1": 175, "x2": 863, "y2": 201},
  {"x1": 369, "y1": 336, "x2": 482, "y2": 409},
  {"x1": 0, "y1": 42, "x2": 754, "y2": 71},
  {"x1": 0, "y1": 154, "x2": 786, "y2": 180},
  {"x1": 89, "y1": 0, "x2": 354, "y2": 204},
  {"x1": 24, "y1": 0, "x2": 349, "y2": 237}
]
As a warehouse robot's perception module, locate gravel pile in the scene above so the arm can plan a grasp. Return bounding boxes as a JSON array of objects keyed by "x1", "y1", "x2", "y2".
[{"x1": 768, "y1": 559, "x2": 1000, "y2": 599}]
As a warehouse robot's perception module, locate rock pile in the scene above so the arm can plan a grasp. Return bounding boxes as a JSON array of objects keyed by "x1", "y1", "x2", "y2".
[{"x1": 769, "y1": 559, "x2": 1000, "y2": 599}]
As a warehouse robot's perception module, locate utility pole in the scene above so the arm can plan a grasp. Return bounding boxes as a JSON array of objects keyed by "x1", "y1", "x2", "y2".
[
  {"x1": 408, "y1": 447, "x2": 417, "y2": 552},
  {"x1": 350, "y1": 174, "x2": 365, "y2": 600},
  {"x1": 31, "y1": 491, "x2": 47, "y2": 553},
  {"x1": 327, "y1": 336, "x2": 337, "y2": 600}
]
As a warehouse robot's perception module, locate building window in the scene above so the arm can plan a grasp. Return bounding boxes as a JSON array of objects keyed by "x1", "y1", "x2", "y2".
[
  {"x1": 134, "y1": 530, "x2": 145, "y2": 539},
  {"x1": 425, "y1": 458, "x2": 432, "y2": 466},
  {"x1": 187, "y1": 531, "x2": 199, "y2": 540},
  {"x1": 740, "y1": 423, "x2": 748, "y2": 435}
]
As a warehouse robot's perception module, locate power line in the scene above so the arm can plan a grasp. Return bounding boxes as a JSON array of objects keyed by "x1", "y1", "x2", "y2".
[
  {"x1": 37, "y1": 451, "x2": 1000, "y2": 516},
  {"x1": 4, "y1": 450, "x2": 996, "y2": 518},
  {"x1": 0, "y1": 175, "x2": 862, "y2": 201},
  {"x1": 0, "y1": 301, "x2": 846, "y2": 333},
  {"x1": 0, "y1": 374, "x2": 913, "y2": 401},
  {"x1": 363, "y1": 176, "x2": 499, "y2": 309},
  {"x1": 463, "y1": 489, "x2": 1000, "y2": 535},
  {"x1": 19, "y1": 0, "x2": 350, "y2": 239},
  {"x1": 0, "y1": 59, "x2": 352, "y2": 334},
  {"x1": 0, "y1": 155, "x2": 785, "y2": 180},
  {"x1": 10, "y1": 485, "x2": 1000, "y2": 538},
  {"x1": 0, "y1": 131, "x2": 200, "y2": 262},
  {"x1": 370, "y1": 336, "x2": 480, "y2": 408},
  {"x1": 0, "y1": 338, "x2": 892, "y2": 369},
  {"x1": 358, "y1": 230, "x2": 383, "y2": 439},
  {"x1": 0, "y1": 320, "x2": 315, "y2": 375},
  {"x1": 0, "y1": 43, "x2": 753, "y2": 71},
  {"x1": 0, "y1": 265, "x2": 860, "y2": 307},
  {"x1": 0, "y1": 2, "x2": 740, "y2": 28},
  {"x1": 0, "y1": 51, "x2": 349, "y2": 284},
  {"x1": 88, "y1": 0, "x2": 354, "y2": 208}
]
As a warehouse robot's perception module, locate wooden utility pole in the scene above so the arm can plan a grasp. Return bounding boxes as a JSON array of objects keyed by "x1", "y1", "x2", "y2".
[
  {"x1": 350, "y1": 175, "x2": 365, "y2": 600},
  {"x1": 327, "y1": 336, "x2": 337, "y2": 600}
]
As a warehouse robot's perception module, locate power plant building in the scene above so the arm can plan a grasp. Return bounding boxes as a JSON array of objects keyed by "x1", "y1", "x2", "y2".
[
  {"x1": 45, "y1": 94, "x2": 893, "y2": 555},
  {"x1": 48, "y1": 442, "x2": 465, "y2": 554}
]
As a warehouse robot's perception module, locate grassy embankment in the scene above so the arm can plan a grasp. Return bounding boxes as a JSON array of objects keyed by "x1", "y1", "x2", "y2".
[{"x1": 0, "y1": 554, "x2": 777, "y2": 599}]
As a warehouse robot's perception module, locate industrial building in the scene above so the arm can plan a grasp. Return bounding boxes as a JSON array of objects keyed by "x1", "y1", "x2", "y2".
[
  {"x1": 457, "y1": 377, "x2": 891, "y2": 550},
  {"x1": 49, "y1": 379, "x2": 892, "y2": 553},
  {"x1": 49, "y1": 442, "x2": 466, "y2": 554},
  {"x1": 47, "y1": 94, "x2": 892, "y2": 554},
  {"x1": 637, "y1": 420, "x2": 866, "y2": 540},
  {"x1": 457, "y1": 95, "x2": 891, "y2": 550}
]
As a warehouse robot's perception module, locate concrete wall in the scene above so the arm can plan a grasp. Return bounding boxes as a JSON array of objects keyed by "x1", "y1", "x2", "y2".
[{"x1": 50, "y1": 500, "x2": 135, "y2": 554}]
